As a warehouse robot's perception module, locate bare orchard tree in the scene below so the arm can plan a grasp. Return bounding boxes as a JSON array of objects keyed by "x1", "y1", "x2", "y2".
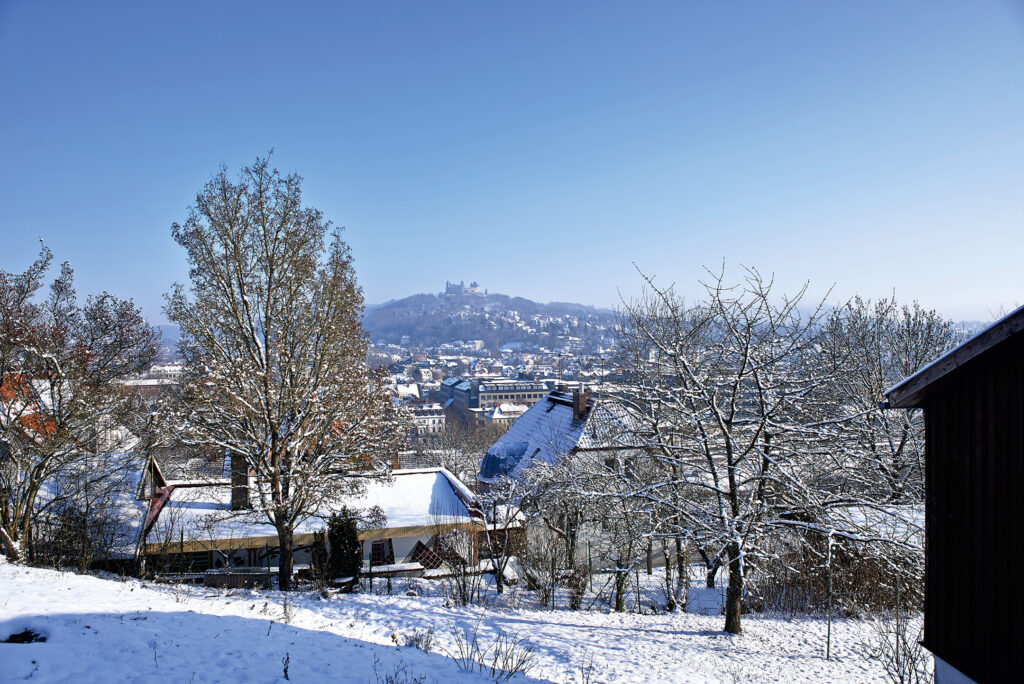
[
  {"x1": 616, "y1": 267, "x2": 835, "y2": 634},
  {"x1": 580, "y1": 449, "x2": 655, "y2": 612},
  {"x1": 822, "y1": 296, "x2": 962, "y2": 504},
  {"x1": 768, "y1": 296, "x2": 963, "y2": 608},
  {"x1": 0, "y1": 246, "x2": 157, "y2": 561},
  {"x1": 432, "y1": 419, "x2": 509, "y2": 487},
  {"x1": 165, "y1": 156, "x2": 403, "y2": 590},
  {"x1": 476, "y1": 475, "x2": 528, "y2": 595},
  {"x1": 525, "y1": 458, "x2": 589, "y2": 573}
]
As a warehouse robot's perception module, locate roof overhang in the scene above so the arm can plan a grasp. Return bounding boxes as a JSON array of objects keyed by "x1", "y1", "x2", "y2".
[
  {"x1": 142, "y1": 520, "x2": 485, "y2": 555},
  {"x1": 885, "y1": 304, "x2": 1024, "y2": 409}
]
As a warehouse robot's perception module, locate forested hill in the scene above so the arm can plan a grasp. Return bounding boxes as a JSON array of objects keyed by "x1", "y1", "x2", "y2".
[
  {"x1": 158, "y1": 312, "x2": 988, "y2": 357},
  {"x1": 362, "y1": 290, "x2": 618, "y2": 349}
]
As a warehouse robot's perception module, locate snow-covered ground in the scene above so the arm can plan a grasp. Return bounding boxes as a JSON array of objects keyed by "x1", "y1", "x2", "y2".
[{"x1": 1, "y1": 560, "x2": 896, "y2": 683}]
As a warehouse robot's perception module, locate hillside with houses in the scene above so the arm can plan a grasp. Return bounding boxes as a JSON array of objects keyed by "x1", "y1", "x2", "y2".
[{"x1": 363, "y1": 282, "x2": 618, "y2": 353}]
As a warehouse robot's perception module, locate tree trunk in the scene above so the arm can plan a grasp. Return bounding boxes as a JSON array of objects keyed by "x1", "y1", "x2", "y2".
[
  {"x1": 663, "y1": 540, "x2": 677, "y2": 611},
  {"x1": 564, "y1": 512, "x2": 578, "y2": 569},
  {"x1": 675, "y1": 536, "x2": 688, "y2": 611},
  {"x1": 723, "y1": 541, "x2": 743, "y2": 634},
  {"x1": 492, "y1": 525, "x2": 506, "y2": 594},
  {"x1": 614, "y1": 569, "x2": 627, "y2": 612},
  {"x1": 698, "y1": 546, "x2": 721, "y2": 588},
  {"x1": 706, "y1": 558, "x2": 721, "y2": 588},
  {"x1": 0, "y1": 525, "x2": 21, "y2": 562},
  {"x1": 276, "y1": 524, "x2": 294, "y2": 591},
  {"x1": 494, "y1": 548, "x2": 506, "y2": 595}
]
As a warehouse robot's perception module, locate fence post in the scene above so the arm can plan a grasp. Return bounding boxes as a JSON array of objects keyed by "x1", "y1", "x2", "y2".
[
  {"x1": 588, "y1": 541, "x2": 593, "y2": 593},
  {"x1": 826, "y1": 532, "x2": 833, "y2": 661},
  {"x1": 550, "y1": 555, "x2": 556, "y2": 610},
  {"x1": 635, "y1": 563, "x2": 642, "y2": 613}
]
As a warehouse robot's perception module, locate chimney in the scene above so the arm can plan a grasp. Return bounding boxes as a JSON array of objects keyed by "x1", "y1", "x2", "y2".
[
  {"x1": 572, "y1": 388, "x2": 593, "y2": 421},
  {"x1": 230, "y1": 453, "x2": 249, "y2": 511}
]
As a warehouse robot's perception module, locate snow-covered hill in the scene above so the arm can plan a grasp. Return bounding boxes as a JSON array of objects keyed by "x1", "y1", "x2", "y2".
[{"x1": 0, "y1": 561, "x2": 893, "y2": 682}]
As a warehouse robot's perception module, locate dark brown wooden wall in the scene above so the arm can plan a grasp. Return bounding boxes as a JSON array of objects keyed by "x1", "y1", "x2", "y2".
[{"x1": 923, "y1": 333, "x2": 1024, "y2": 683}]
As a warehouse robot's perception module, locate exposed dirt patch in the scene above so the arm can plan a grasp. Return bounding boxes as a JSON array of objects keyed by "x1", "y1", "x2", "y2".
[{"x1": 3, "y1": 629, "x2": 47, "y2": 643}]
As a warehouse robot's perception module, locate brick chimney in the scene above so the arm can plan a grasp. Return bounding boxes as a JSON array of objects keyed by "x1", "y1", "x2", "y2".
[
  {"x1": 230, "y1": 453, "x2": 249, "y2": 511},
  {"x1": 572, "y1": 388, "x2": 593, "y2": 421}
]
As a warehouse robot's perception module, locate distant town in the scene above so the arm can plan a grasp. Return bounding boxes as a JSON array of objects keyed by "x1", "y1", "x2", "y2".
[{"x1": 147, "y1": 280, "x2": 621, "y2": 455}]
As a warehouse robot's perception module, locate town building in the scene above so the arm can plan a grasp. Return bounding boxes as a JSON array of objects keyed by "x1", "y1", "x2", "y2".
[
  {"x1": 436, "y1": 376, "x2": 548, "y2": 425},
  {"x1": 405, "y1": 400, "x2": 446, "y2": 443}
]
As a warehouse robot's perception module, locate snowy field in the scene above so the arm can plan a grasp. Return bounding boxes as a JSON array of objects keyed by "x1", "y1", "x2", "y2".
[{"x1": 0, "y1": 560, "x2": 896, "y2": 683}]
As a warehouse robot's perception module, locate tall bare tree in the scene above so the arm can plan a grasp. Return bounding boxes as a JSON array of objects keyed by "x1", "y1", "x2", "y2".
[
  {"x1": 165, "y1": 155, "x2": 402, "y2": 590},
  {"x1": 616, "y1": 267, "x2": 834, "y2": 634},
  {"x1": 431, "y1": 419, "x2": 508, "y2": 486},
  {"x1": 822, "y1": 296, "x2": 962, "y2": 504},
  {"x1": 1, "y1": 246, "x2": 157, "y2": 561},
  {"x1": 476, "y1": 474, "x2": 527, "y2": 595}
]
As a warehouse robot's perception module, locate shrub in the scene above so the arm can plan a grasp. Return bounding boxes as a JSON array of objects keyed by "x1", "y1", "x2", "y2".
[{"x1": 327, "y1": 507, "x2": 363, "y2": 583}]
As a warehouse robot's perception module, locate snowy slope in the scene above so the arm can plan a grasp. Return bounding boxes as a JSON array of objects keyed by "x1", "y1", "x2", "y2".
[
  {"x1": 1, "y1": 561, "x2": 894, "y2": 683},
  {"x1": 0, "y1": 562, "x2": 486, "y2": 683}
]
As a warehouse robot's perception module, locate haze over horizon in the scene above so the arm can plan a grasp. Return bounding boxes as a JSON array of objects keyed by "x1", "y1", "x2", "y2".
[{"x1": 2, "y1": 1, "x2": 1023, "y2": 324}]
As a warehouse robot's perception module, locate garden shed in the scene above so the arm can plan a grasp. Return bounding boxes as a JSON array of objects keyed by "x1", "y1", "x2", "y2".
[{"x1": 885, "y1": 305, "x2": 1024, "y2": 684}]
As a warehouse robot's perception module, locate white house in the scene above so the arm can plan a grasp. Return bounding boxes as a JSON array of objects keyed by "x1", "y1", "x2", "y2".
[{"x1": 138, "y1": 463, "x2": 483, "y2": 576}]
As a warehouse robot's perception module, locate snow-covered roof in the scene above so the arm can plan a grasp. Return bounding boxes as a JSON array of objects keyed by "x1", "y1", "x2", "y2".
[
  {"x1": 395, "y1": 383, "x2": 420, "y2": 399},
  {"x1": 351, "y1": 468, "x2": 480, "y2": 527},
  {"x1": 486, "y1": 403, "x2": 528, "y2": 419},
  {"x1": 478, "y1": 391, "x2": 636, "y2": 483},
  {"x1": 35, "y1": 453, "x2": 150, "y2": 559},
  {"x1": 143, "y1": 467, "x2": 481, "y2": 548}
]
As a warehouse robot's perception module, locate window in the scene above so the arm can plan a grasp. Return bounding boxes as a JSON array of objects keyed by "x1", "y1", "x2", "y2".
[{"x1": 370, "y1": 539, "x2": 395, "y2": 566}]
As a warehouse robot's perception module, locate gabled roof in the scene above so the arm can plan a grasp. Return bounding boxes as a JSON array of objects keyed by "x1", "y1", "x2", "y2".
[
  {"x1": 0, "y1": 374, "x2": 59, "y2": 441},
  {"x1": 34, "y1": 452, "x2": 150, "y2": 559},
  {"x1": 885, "y1": 304, "x2": 1024, "y2": 408},
  {"x1": 141, "y1": 467, "x2": 482, "y2": 551},
  {"x1": 478, "y1": 390, "x2": 633, "y2": 483}
]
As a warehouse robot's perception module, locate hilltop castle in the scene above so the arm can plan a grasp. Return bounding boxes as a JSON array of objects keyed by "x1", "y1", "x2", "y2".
[{"x1": 444, "y1": 280, "x2": 484, "y2": 296}]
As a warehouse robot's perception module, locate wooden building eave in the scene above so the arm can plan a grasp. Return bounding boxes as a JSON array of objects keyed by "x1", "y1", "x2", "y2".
[
  {"x1": 885, "y1": 304, "x2": 1024, "y2": 408},
  {"x1": 141, "y1": 520, "x2": 486, "y2": 556}
]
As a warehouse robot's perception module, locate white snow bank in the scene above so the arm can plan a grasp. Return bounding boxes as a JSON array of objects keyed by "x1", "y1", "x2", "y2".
[
  {"x1": 0, "y1": 563, "x2": 897, "y2": 682},
  {"x1": 0, "y1": 565, "x2": 491, "y2": 683}
]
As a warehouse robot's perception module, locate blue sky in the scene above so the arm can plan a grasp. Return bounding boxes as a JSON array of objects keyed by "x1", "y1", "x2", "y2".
[{"x1": 1, "y1": 1, "x2": 1022, "y2": 323}]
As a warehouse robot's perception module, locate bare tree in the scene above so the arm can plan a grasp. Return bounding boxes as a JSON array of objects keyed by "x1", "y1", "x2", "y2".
[
  {"x1": 584, "y1": 451, "x2": 653, "y2": 612},
  {"x1": 822, "y1": 296, "x2": 962, "y2": 504},
  {"x1": 616, "y1": 267, "x2": 835, "y2": 633},
  {"x1": 477, "y1": 475, "x2": 527, "y2": 595},
  {"x1": 1, "y1": 247, "x2": 157, "y2": 561},
  {"x1": 432, "y1": 420, "x2": 508, "y2": 487},
  {"x1": 165, "y1": 155, "x2": 403, "y2": 590}
]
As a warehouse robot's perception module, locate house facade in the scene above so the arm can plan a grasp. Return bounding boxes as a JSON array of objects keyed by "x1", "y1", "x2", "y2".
[{"x1": 137, "y1": 461, "x2": 484, "y2": 578}]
